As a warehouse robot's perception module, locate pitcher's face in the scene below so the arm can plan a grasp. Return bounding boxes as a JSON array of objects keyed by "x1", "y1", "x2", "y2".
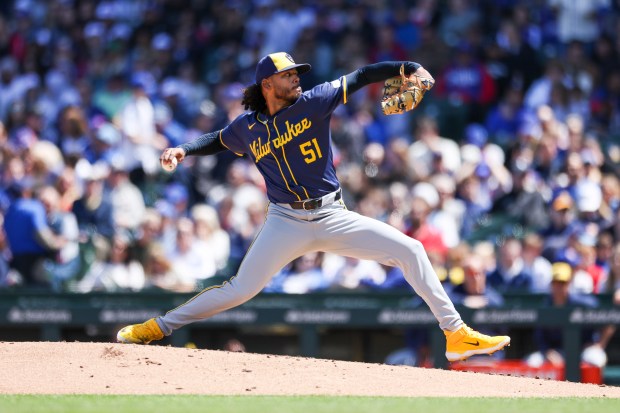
[{"x1": 270, "y1": 69, "x2": 302, "y2": 103}]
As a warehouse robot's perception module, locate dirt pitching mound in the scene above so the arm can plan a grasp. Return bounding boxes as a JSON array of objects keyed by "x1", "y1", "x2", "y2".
[{"x1": 0, "y1": 341, "x2": 618, "y2": 397}]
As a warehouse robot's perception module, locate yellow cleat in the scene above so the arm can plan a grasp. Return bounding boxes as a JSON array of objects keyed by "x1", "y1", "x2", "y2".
[
  {"x1": 116, "y1": 318, "x2": 164, "y2": 344},
  {"x1": 445, "y1": 323, "x2": 510, "y2": 362}
]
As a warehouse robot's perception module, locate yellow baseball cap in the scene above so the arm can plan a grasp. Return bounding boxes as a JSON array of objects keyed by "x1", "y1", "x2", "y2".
[
  {"x1": 551, "y1": 262, "x2": 572, "y2": 283},
  {"x1": 255, "y1": 52, "x2": 311, "y2": 84}
]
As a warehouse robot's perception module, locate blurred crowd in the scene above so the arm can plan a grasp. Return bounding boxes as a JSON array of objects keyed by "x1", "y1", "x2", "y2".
[{"x1": 0, "y1": 0, "x2": 620, "y2": 323}]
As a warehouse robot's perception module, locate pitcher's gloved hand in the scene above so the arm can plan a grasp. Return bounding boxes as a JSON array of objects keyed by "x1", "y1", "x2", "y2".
[{"x1": 381, "y1": 64, "x2": 434, "y2": 115}]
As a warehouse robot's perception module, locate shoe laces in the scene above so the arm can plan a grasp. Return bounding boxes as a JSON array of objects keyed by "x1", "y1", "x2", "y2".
[{"x1": 461, "y1": 324, "x2": 485, "y2": 339}]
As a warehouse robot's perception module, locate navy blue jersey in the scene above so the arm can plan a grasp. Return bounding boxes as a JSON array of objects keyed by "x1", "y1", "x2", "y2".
[{"x1": 220, "y1": 76, "x2": 348, "y2": 203}]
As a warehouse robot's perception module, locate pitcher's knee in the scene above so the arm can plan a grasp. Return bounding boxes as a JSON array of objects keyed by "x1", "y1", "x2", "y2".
[
  {"x1": 389, "y1": 239, "x2": 426, "y2": 269},
  {"x1": 227, "y1": 282, "x2": 262, "y2": 305},
  {"x1": 406, "y1": 238, "x2": 425, "y2": 257}
]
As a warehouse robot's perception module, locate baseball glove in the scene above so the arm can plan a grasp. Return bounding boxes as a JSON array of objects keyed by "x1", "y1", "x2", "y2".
[{"x1": 381, "y1": 64, "x2": 434, "y2": 115}]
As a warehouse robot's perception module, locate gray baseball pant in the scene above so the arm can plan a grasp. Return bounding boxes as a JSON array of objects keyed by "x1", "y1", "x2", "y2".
[{"x1": 157, "y1": 200, "x2": 463, "y2": 334}]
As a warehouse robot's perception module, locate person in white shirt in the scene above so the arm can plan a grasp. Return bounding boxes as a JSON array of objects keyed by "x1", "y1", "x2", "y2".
[
  {"x1": 167, "y1": 217, "x2": 217, "y2": 287},
  {"x1": 408, "y1": 116, "x2": 461, "y2": 180},
  {"x1": 105, "y1": 155, "x2": 146, "y2": 232},
  {"x1": 77, "y1": 233, "x2": 145, "y2": 292},
  {"x1": 118, "y1": 80, "x2": 166, "y2": 174}
]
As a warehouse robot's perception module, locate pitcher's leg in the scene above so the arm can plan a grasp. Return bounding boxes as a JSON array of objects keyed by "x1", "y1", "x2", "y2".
[
  {"x1": 319, "y1": 210, "x2": 462, "y2": 331},
  {"x1": 158, "y1": 210, "x2": 313, "y2": 334}
]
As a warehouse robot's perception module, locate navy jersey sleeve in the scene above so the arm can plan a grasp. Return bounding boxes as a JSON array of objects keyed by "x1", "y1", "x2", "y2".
[
  {"x1": 303, "y1": 76, "x2": 348, "y2": 119},
  {"x1": 345, "y1": 61, "x2": 420, "y2": 95},
  {"x1": 219, "y1": 119, "x2": 247, "y2": 157}
]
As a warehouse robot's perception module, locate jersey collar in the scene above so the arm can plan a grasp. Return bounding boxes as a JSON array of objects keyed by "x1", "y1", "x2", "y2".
[{"x1": 256, "y1": 97, "x2": 302, "y2": 123}]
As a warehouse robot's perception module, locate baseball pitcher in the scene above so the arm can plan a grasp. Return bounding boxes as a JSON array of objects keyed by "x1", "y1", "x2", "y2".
[{"x1": 117, "y1": 52, "x2": 510, "y2": 362}]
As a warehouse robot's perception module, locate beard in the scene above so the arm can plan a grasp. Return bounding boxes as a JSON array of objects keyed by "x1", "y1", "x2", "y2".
[{"x1": 273, "y1": 84, "x2": 301, "y2": 104}]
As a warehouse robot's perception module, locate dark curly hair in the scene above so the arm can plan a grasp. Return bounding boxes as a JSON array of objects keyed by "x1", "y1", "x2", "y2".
[{"x1": 241, "y1": 84, "x2": 266, "y2": 113}]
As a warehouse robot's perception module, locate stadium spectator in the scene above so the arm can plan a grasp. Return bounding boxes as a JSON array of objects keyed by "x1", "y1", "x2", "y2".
[
  {"x1": 167, "y1": 217, "x2": 217, "y2": 288},
  {"x1": 435, "y1": 41, "x2": 497, "y2": 123},
  {"x1": 406, "y1": 182, "x2": 448, "y2": 265},
  {"x1": 71, "y1": 161, "x2": 115, "y2": 241},
  {"x1": 326, "y1": 255, "x2": 387, "y2": 292},
  {"x1": 407, "y1": 116, "x2": 461, "y2": 180},
  {"x1": 89, "y1": 122, "x2": 123, "y2": 165},
  {"x1": 456, "y1": 173, "x2": 489, "y2": 242},
  {"x1": 105, "y1": 154, "x2": 146, "y2": 235},
  {"x1": 3, "y1": 179, "x2": 66, "y2": 288},
  {"x1": 608, "y1": 243, "x2": 620, "y2": 305},
  {"x1": 142, "y1": 242, "x2": 191, "y2": 292},
  {"x1": 130, "y1": 207, "x2": 166, "y2": 268},
  {"x1": 164, "y1": 182, "x2": 191, "y2": 219},
  {"x1": 487, "y1": 237, "x2": 534, "y2": 293},
  {"x1": 0, "y1": 1, "x2": 618, "y2": 312},
  {"x1": 570, "y1": 229, "x2": 603, "y2": 295},
  {"x1": 267, "y1": 252, "x2": 329, "y2": 294},
  {"x1": 428, "y1": 174, "x2": 464, "y2": 248},
  {"x1": 190, "y1": 203, "x2": 230, "y2": 275},
  {"x1": 484, "y1": 87, "x2": 528, "y2": 148},
  {"x1": 524, "y1": 262, "x2": 607, "y2": 369},
  {"x1": 117, "y1": 79, "x2": 162, "y2": 176},
  {"x1": 524, "y1": 60, "x2": 566, "y2": 110},
  {"x1": 38, "y1": 185, "x2": 80, "y2": 291},
  {"x1": 355, "y1": 185, "x2": 389, "y2": 222},
  {"x1": 521, "y1": 233, "x2": 553, "y2": 293},
  {"x1": 76, "y1": 231, "x2": 145, "y2": 292},
  {"x1": 438, "y1": 0, "x2": 480, "y2": 48},
  {"x1": 55, "y1": 105, "x2": 92, "y2": 166},
  {"x1": 448, "y1": 253, "x2": 504, "y2": 309},
  {"x1": 0, "y1": 212, "x2": 11, "y2": 287},
  {"x1": 532, "y1": 134, "x2": 563, "y2": 181},
  {"x1": 540, "y1": 191, "x2": 576, "y2": 261},
  {"x1": 490, "y1": 166, "x2": 549, "y2": 232},
  {"x1": 549, "y1": 0, "x2": 611, "y2": 46}
]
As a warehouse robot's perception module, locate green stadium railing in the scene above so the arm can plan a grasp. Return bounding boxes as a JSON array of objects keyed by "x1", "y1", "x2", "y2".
[{"x1": 0, "y1": 290, "x2": 618, "y2": 383}]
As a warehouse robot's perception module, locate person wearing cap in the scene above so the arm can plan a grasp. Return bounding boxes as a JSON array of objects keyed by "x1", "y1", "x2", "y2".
[
  {"x1": 525, "y1": 261, "x2": 607, "y2": 368},
  {"x1": 118, "y1": 52, "x2": 511, "y2": 363},
  {"x1": 447, "y1": 253, "x2": 504, "y2": 309},
  {"x1": 71, "y1": 161, "x2": 115, "y2": 241},
  {"x1": 540, "y1": 191, "x2": 576, "y2": 261}
]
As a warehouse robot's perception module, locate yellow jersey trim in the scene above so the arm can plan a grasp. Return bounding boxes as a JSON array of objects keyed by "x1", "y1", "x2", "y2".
[
  {"x1": 258, "y1": 118, "x2": 302, "y2": 201},
  {"x1": 219, "y1": 130, "x2": 243, "y2": 157},
  {"x1": 273, "y1": 116, "x2": 310, "y2": 199}
]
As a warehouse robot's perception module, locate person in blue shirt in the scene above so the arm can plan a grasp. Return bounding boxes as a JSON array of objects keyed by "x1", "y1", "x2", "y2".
[
  {"x1": 3, "y1": 179, "x2": 66, "y2": 288},
  {"x1": 487, "y1": 237, "x2": 534, "y2": 293},
  {"x1": 448, "y1": 255, "x2": 505, "y2": 309}
]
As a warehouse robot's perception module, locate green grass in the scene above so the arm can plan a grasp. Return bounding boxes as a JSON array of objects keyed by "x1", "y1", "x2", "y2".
[{"x1": 0, "y1": 395, "x2": 619, "y2": 413}]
